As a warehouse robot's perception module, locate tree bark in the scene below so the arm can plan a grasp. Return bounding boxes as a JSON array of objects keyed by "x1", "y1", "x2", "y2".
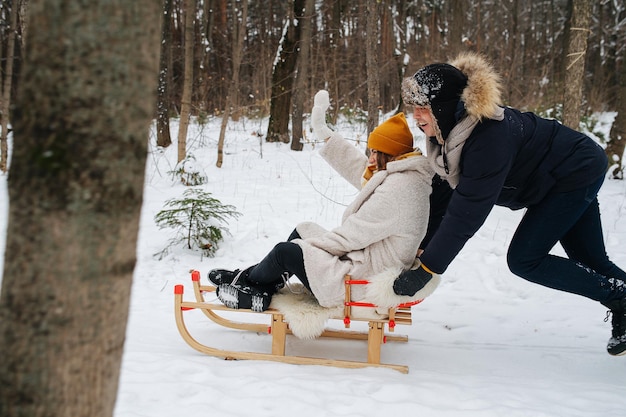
[
  {"x1": 365, "y1": 0, "x2": 380, "y2": 135},
  {"x1": 291, "y1": 0, "x2": 314, "y2": 151},
  {"x1": 266, "y1": 0, "x2": 304, "y2": 143},
  {"x1": 19, "y1": 0, "x2": 29, "y2": 46},
  {"x1": 605, "y1": 28, "x2": 626, "y2": 179},
  {"x1": 216, "y1": 0, "x2": 247, "y2": 167},
  {"x1": 0, "y1": 0, "x2": 18, "y2": 173},
  {"x1": 156, "y1": 0, "x2": 174, "y2": 148},
  {"x1": 607, "y1": 101, "x2": 626, "y2": 180},
  {"x1": 562, "y1": 0, "x2": 591, "y2": 129},
  {"x1": 177, "y1": 0, "x2": 195, "y2": 163},
  {"x1": 209, "y1": 0, "x2": 229, "y2": 111},
  {"x1": 0, "y1": 1, "x2": 160, "y2": 416}
]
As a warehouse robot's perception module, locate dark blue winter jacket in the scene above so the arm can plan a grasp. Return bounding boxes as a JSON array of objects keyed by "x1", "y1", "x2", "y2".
[{"x1": 421, "y1": 107, "x2": 608, "y2": 274}]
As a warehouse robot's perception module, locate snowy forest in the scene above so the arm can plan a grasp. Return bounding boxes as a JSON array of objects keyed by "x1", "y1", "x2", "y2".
[
  {"x1": 0, "y1": 1, "x2": 626, "y2": 417},
  {"x1": 1, "y1": 0, "x2": 626, "y2": 170}
]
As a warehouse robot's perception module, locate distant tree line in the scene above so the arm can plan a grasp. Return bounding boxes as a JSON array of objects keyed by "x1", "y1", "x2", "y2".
[
  {"x1": 149, "y1": 1, "x2": 623, "y2": 127},
  {"x1": 1, "y1": 1, "x2": 625, "y2": 171}
]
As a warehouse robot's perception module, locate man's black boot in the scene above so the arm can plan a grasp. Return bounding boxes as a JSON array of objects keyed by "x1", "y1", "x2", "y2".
[{"x1": 603, "y1": 297, "x2": 626, "y2": 356}]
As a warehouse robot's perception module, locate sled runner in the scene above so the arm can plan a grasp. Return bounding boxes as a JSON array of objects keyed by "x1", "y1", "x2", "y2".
[{"x1": 174, "y1": 270, "x2": 433, "y2": 373}]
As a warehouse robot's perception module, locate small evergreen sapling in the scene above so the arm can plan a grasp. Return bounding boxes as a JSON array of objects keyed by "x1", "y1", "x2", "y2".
[
  {"x1": 154, "y1": 188, "x2": 241, "y2": 258},
  {"x1": 169, "y1": 154, "x2": 208, "y2": 186}
]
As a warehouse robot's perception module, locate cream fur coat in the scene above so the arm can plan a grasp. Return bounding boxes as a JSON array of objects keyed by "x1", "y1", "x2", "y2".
[{"x1": 292, "y1": 134, "x2": 433, "y2": 308}]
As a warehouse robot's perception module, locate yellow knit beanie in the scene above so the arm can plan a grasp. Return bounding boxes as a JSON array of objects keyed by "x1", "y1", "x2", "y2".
[{"x1": 367, "y1": 113, "x2": 414, "y2": 156}]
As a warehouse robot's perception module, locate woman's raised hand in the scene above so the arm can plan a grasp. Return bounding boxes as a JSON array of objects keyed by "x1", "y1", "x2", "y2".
[{"x1": 311, "y1": 90, "x2": 333, "y2": 142}]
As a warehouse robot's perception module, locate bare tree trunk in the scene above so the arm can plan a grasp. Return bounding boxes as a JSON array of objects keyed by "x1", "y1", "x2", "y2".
[
  {"x1": 393, "y1": 1, "x2": 411, "y2": 114},
  {"x1": 291, "y1": 0, "x2": 313, "y2": 151},
  {"x1": 606, "y1": 2, "x2": 626, "y2": 179},
  {"x1": 607, "y1": 95, "x2": 626, "y2": 179},
  {"x1": 156, "y1": 0, "x2": 173, "y2": 148},
  {"x1": 210, "y1": 0, "x2": 229, "y2": 111},
  {"x1": 379, "y1": 1, "x2": 397, "y2": 111},
  {"x1": 562, "y1": 0, "x2": 591, "y2": 129},
  {"x1": 1, "y1": 0, "x2": 18, "y2": 173},
  {"x1": 266, "y1": 0, "x2": 304, "y2": 143},
  {"x1": 216, "y1": 0, "x2": 247, "y2": 167},
  {"x1": 365, "y1": 0, "x2": 380, "y2": 134},
  {"x1": 178, "y1": 0, "x2": 195, "y2": 163},
  {"x1": 0, "y1": 0, "x2": 160, "y2": 416},
  {"x1": 327, "y1": 0, "x2": 341, "y2": 123},
  {"x1": 19, "y1": 0, "x2": 29, "y2": 44}
]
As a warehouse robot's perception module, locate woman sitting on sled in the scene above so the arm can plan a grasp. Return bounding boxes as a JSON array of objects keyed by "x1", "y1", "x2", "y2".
[{"x1": 209, "y1": 90, "x2": 436, "y2": 312}]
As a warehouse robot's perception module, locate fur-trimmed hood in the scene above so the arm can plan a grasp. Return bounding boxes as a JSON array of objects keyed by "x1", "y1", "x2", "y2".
[
  {"x1": 402, "y1": 52, "x2": 505, "y2": 185},
  {"x1": 402, "y1": 52, "x2": 504, "y2": 144},
  {"x1": 449, "y1": 52, "x2": 503, "y2": 120}
]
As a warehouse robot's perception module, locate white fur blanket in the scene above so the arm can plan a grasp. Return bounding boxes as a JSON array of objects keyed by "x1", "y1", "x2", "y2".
[
  {"x1": 269, "y1": 267, "x2": 440, "y2": 340},
  {"x1": 270, "y1": 286, "x2": 342, "y2": 340}
]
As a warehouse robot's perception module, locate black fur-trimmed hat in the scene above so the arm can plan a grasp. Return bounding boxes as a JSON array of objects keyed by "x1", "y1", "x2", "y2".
[
  {"x1": 402, "y1": 63, "x2": 467, "y2": 142},
  {"x1": 402, "y1": 53, "x2": 504, "y2": 144}
]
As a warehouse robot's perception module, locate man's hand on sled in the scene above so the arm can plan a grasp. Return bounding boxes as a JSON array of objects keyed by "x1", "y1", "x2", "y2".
[
  {"x1": 393, "y1": 263, "x2": 434, "y2": 296},
  {"x1": 311, "y1": 90, "x2": 334, "y2": 142}
]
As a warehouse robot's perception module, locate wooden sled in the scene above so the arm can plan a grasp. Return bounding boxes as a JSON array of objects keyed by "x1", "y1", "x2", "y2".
[{"x1": 174, "y1": 270, "x2": 424, "y2": 373}]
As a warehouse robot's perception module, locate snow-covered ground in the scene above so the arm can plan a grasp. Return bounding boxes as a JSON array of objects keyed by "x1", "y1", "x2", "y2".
[{"x1": 1, "y1": 113, "x2": 625, "y2": 417}]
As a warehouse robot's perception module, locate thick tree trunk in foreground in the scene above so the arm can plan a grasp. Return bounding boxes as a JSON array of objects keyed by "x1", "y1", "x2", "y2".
[{"x1": 0, "y1": 1, "x2": 160, "y2": 416}]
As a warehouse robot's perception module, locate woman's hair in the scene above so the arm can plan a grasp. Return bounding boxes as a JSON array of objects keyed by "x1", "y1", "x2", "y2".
[{"x1": 372, "y1": 150, "x2": 394, "y2": 171}]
